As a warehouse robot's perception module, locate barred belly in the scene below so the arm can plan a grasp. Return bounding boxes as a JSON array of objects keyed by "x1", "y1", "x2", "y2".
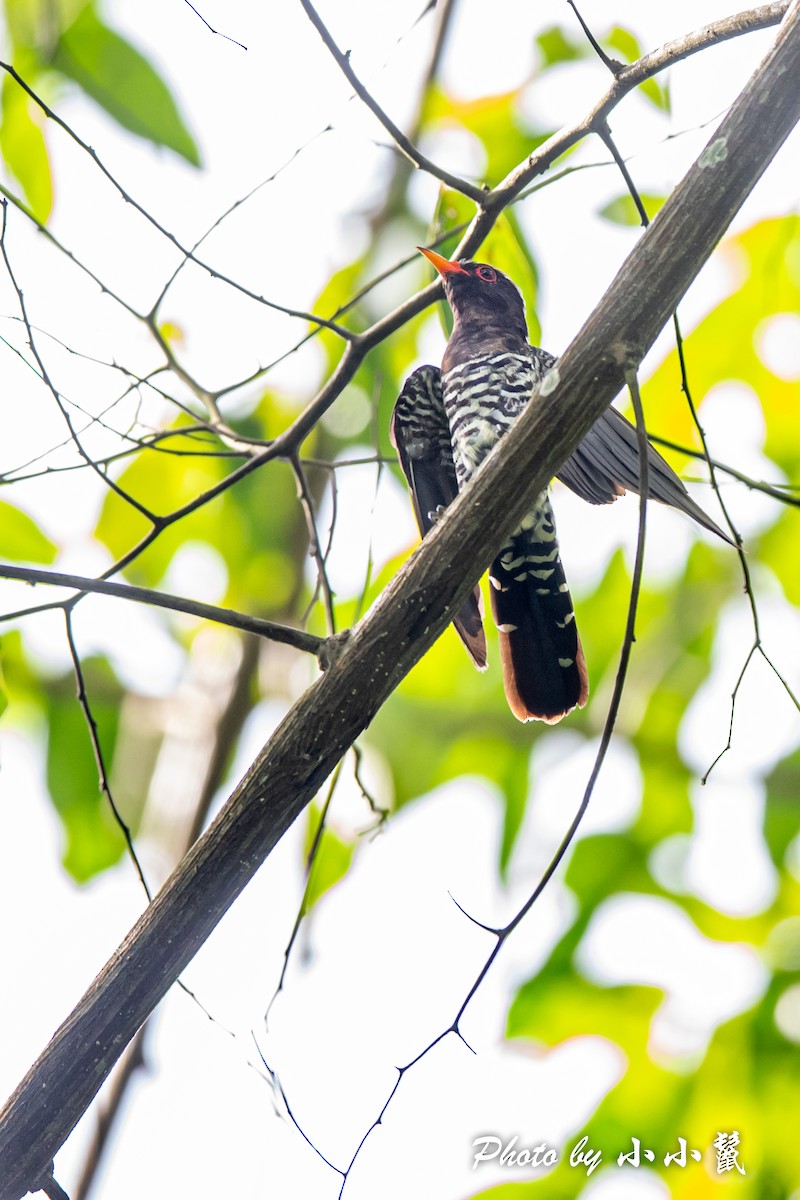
[{"x1": 441, "y1": 351, "x2": 542, "y2": 489}]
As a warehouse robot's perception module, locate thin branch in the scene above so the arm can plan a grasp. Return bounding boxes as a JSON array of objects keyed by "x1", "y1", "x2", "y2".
[
  {"x1": 183, "y1": 0, "x2": 247, "y2": 49},
  {"x1": 35, "y1": 1171, "x2": 70, "y2": 1200},
  {"x1": 0, "y1": 203, "x2": 158, "y2": 523},
  {"x1": 597, "y1": 111, "x2": 800, "y2": 776},
  {"x1": 297, "y1": 0, "x2": 485, "y2": 203},
  {"x1": 253, "y1": 1040, "x2": 345, "y2": 1178},
  {"x1": 701, "y1": 627, "x2": 800, "y2": 784},
  {"x1": 2, "y1": 430, "x2": 244, "y2": 486},
  {"x1": 648, "y1": 435, "x2": 800, "y2": 505},
  {"x1": 0, "y1": 63, "x2": 354, "y2": 340},
  {"x1": 367, "y1": 0, "x2": 460, "y2": 230},
  {"x1": 0, "y1": 182, "x2": 145, "y2": 320},
  {"x1": 264, "y1": 760, "x2": 345, "y2": 1028},
  {"x1": 670, "y1": 311, "x2": 800, "y2": 779},
  {"x1": 0, "y1": 330, "x2": 212, "y2": 480},
  {"x1": 0, "y1": 565, "x2": 325, "y2": 655},
  {"x1": 449, "y1": 2, "x2": 790, "y2": 259},
  {"x1": 0, "y1": 4, "x2": 789, "y2": 468},
  {"x1": 211, "y1": 222, "x2": 471, "y2": 406},
  {"x1": 565, "y1": 0, "x2": 621, "y2": 72},
  {"x1": 351, "y1": 743, "x2": 388, "y2": 825},
  {"x1": 73, "y1": 635, "x2": 262, "y2": 1199},
  {"x1": 292, "y1": 455, "x2": 337, "y2": 635},
  {"x1": 151, "y1": 126, "x2": 333, "y2": 316},
  {"x1": 143, "y1": 315, "x2": 249, "y2": 446},
  {"x1": 64, "y1": 610, "x2": 152, "y2": 901}
]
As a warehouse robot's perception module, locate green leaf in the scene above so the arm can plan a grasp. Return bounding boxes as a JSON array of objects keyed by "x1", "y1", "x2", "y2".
[
  {"x1": 603, "y1": 30, "x2": 670, "y2": 110},
  {"x1": 0, "y1": 75, "x2": 53, "y2": 222},
  {"x1": 52, "y1": 5, "x2": 201, "y2": 165},
  {"x1": 765, "y1": 747, "x2": 800, "y2": 866},
  {"x1": 567, "y1": 832, "x2": 657, "y2": 908},
  {"x1": 0, "y1": 628, "x2": 44, "y2": 713},
  {"x1": 639, "y1": 75, "x2": 670, "y2": 113},
  {"x1": 645, "y1": 218, "x2": 800, "y2": 468},
  {"x1": 535, "y1": 25, "x2": 589, "y2": 69},
  {"x1": 604, "y1": 26, "x2": 642, "y2": 64},
  {"x1": 425, "y1": 85, "x2": 552, "y2": 187},
  {"x1": 0, "y1": 498, "x2": 57, "y2": 563},
  {"x1": 598, "y1": 193, "x2": 667, "y2": 227},
  {"x1": 308, "y1": 257, "x2": 366, "y2": 370},
  {"x1": 94, "y1": 419, "x2": 308, "y2": 616},
  {"x1": 4, "y1": 0, "x2": 86, "y2": 48},
  {"x1": 45, "y1": 657, "x2": 127, "y2": 880},
  {"x1": 302, "y1": 806, "x2": 356, "y2": 913}
]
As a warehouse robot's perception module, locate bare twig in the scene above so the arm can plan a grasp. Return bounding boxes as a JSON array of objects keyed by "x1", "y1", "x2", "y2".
[
  {"x1": 0, "y1": 63, "x2": 353, "y2": 340},
  {"x1": 351, "y1": 743, "x2": 388, "y2": 825},
  {"x1": 183, "y1": 0, "x2": 247, "y2": 49},
  {"x1": 446, "y1": 2, "x2": 790, "y2": 260},
  {"x1": 0, "y1": 181, "x2": 143, "y2": 319},
  {"x1": 264, "y1": 760, "x2": 345, "y2": 1027},
  {"x1": 368, "y1": 0, "x2": 460, "y2": 229},
  {"x1": 73, "y1": 635, "x2": 262, "y2": 1199},
  {"x1": 64, "y1": 609, "x2": 153, "y2": 900},
  {"x1": 0, "y1": 564, "x2": 325, "y2": 654},
  {"x1": 670, "y1": 312, "x2": 800, "y2": 778},
  {"x1": 566, "y1": 0, "x2": 621, "y2": 72},
  {"x1": 648, "y1": 435, "x2": 800, "y2": 505},
  {"x1": 596, "y1": 112, "x2": 800, "y2": 778},
  {"x1": 297, "y1": 0, "x2": 485, "y2": 202},
  {"x1": 253, "y1": 1040, "x2": 344, "y2": 1177},
  {"x1": 292, "y1": 455, "x2": 337, "y2": 635},
  {"x1": 35, "y1": 1171, "x2": 70, "y2": 1200},
  {"x1": 0, "y1": 203, "x2": 157, "y2": 522}
]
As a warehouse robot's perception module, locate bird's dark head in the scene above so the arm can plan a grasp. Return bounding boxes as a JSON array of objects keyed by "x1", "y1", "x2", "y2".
[{"x1": 418, "y1": 247, "x2": 529, "y2": 362}]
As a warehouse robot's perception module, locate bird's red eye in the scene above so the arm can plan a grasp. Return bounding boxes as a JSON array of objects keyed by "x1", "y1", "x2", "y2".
[{"x1": 475, "y1": 266, "x2": 497, "y2": 282}]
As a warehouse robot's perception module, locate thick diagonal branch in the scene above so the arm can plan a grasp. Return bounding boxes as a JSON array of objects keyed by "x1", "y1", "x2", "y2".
[{"x1": 1, "y1": 6, "x2": 799, "y2": 1195}]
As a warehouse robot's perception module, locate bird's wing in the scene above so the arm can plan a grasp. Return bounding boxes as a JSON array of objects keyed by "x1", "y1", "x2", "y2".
[
  {"x1": 391, "y1": 365, "x2": 487, "y2": 669},
  {"x1": 556, "y1": 405, "x2": 734, "y2": 544}
]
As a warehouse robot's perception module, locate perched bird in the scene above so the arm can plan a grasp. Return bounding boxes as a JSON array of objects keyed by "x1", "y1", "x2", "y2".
[{"x1": 391, "y1": 247, "x2": 732, "y2": 724}]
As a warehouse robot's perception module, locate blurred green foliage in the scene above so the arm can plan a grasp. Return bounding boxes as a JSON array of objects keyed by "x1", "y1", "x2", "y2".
[
  {"x1": 45, "y1": 655, "x2": 126, "y2": 879},
  {"x1": 599, "y1": 192, "x2": 667, "y2": 226},
  {"x1": 0, "y1": 497, "x2": 57, "y2": 562},
  {"x1": 0, "y1": 0, "x2": 199, "y2": 221}
]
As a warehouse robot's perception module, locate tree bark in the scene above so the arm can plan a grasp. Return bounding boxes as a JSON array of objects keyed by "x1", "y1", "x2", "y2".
[{"x1": 1, "y1": 5, "x2": 799, "y2": 1195}]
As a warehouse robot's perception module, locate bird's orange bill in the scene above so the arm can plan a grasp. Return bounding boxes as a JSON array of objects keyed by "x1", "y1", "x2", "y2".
[{"x1": 417, "y1": 246, "x2": 468, "y2": 276}]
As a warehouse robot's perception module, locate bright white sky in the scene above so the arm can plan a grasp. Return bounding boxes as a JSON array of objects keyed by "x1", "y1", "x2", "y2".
[{"x1": 0, "y1": 1, "x2": 798, "y2": 1198}]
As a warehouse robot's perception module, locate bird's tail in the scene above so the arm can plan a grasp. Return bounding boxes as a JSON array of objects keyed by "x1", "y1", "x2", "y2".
[
  {"x1": 453, "y1": 588, "x2": 488, "y2": 669},
  {"x1": 489, "y1": 494, "x2": 588, "y2": 723}
]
